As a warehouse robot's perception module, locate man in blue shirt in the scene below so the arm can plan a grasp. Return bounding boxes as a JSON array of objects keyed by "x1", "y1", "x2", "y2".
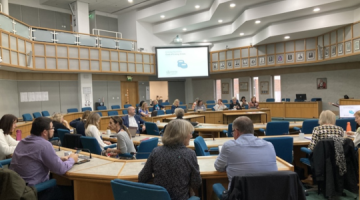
[{"x1": 214, "y1": 116, "x2": 278, "y2": 189}]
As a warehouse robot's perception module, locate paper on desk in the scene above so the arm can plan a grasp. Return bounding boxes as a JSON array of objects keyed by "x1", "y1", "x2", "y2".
[{"x1": 305, "y1": 136, "x2": 312, "y2": 140}]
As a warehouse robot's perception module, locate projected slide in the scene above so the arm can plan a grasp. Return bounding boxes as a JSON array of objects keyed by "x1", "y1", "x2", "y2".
[
  {"x1": 156, "y1": 47, "x2": 209, "y2": 78},
  {"x1": 339, "y1": 105, "x2": 360, "y2": 118}
]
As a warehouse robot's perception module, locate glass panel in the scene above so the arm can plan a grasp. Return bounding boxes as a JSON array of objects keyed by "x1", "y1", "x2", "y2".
[
  {"x1": 68, "y1": 47, "x2": 78, "y2": 58},
  {"x1": 19, "y1": 53, "x2": 26, "y2": 67},
  {"x1": 80, "y1": 48, "x2": 89, "y2": 59},
  {"x1": 233, "y1": 78, "x2": 239, "y2": 100},
  {"x1": 111, "y1": 51, "x2": 118, "y2": 61},
  {"x1": 118, "y1": 40, "x2": 133, "y2": 51},
  {"x1": 80, "y1": 60, "x2": 90, "y2": 70},
  {"x1": 57, "y1": 32, "x2": 77, "y2": 45},
  {"x1": 69, "y1": 59, "x2": 79, "y2": 70},
  {"x1": 102, "y1": 61, "x2": 110, "y2": 71},
  {"x1": 120, "y1": 63, "x2": 127, "y2": 72},
  {"x1": 101, "y1": 50, "x2": 110, "y2": 60},
  {"x1": 90, "y1": 49, "x2": 99, "y2": 60},
  {"x1": 136, "y1": 64, "x2": 143, "y2": 72},
  {"x1": 79, "y1": 34, "x2": 97, "y2": 47},
  {"x1": 0, "y1": 15, "x2": 14, "y2": 33},
  {"x1": 35, "y1": 57, "x2": 45, "y2": 69},
  {"x1": 10, "y1": 36, "x2": 17, "y2": 50},
  {"x1": 144, "y1": 64, "x2": 150, "y2": 73},
  {"x1": 91, "y1": 61, "x2": 100, "y2": 71},
  {"x1": 143, "y1": 54, "x2": 150, "y2": 63},
  {"x1": 57, "y1": 58, "x2": 68, "y2": 70},
  {"x1": 46, "y1": 58, "x2": 56, "y2": 69},
  {"x1": 100, "y1": 37, "x2": 116, "y2": 49},
  {"x1": 11, "y1": 51, "x2": 18, "y2": 65},
  {"x1": 119, "y1": 52, "x2": 126, "y2": 61},
  {"x1": 128, "y1": 63, "x2": 135, "y2": 72},
  {"x1": 18, "y1": 39, "x2": 25, "y2": 53},
  {"x1": 1, "y1": 33, "x2": 9, "y2": 48},
  {"x1": 2, "y1": 49, "x2": 10, "y2": 64},
  {"x1": 57, "y1": 46, "x2": 67, "y2": 57},
  {"x1": 128, "y1": 53, "x2": 134, "y2": 62},
  {"x1": 46, "y1": 45, "x2": 56, "y2": 57},
  {"x1": 253, "y1": 77, "x2": 259, "y2": 101},
  {"x1": 136, "y1": 54, "x2": 142, "y2": 63},
  {"x1": 274, "y1": 76, "x2": 281, "y2": 102},
  {"x1": 111, "y1": 62, "x2": 119, "y2": 71},
  {"x1": 34, "y1": 44, "x2": 45, "y2": 56},
  {"x1": 216, "y1": 80, "x2": 221, "y2": 101},
  {"x1": 33, "y1": 29, "x2": 53, "y2": 42},
  {"x1": 16, "y1": 23, "x2": 30, "y2": 39}
]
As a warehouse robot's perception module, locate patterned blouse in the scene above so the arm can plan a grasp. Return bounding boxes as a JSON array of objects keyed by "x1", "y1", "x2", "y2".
[
  {"x1": 138, "y1": 144, "x2": 202, "y2": 200},
  {"x1": 308, "y1": 125, "x2": 345, "y2": 150}
]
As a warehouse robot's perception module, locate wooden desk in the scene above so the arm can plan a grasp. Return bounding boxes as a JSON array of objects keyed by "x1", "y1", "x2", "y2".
[
  {"x1": 223, "y1": 111, "x2": 267, "y2": 124},
  {"x1": 259, "y1": 102, "x2": 322, "y2": 118},
  {"x1": 163, "y1": 115, "x2": 206, "y2": 123},
  {"x1": 339, "y1": 99, "x2": 360, "y2": 105}
]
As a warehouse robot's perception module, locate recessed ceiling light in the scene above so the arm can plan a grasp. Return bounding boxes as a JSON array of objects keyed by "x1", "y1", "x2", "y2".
[
  {"x1": 284, "y1": 36, "x2": 290, "y2": 39},
  {"x1": 255, "y1": 20, "x2": 261, "y2": 24},
  {"x1": 239, "y1": 32, "x2": 244, "y2": 36},
  {"x1": 183, "y1": 28, "x2": 187, "y2": 31},
  {"x1": 313, "y1": 8, "x2": 320, "y2": 12},
  {"x1": 230, "y1": 3, "x2": 236, "y2": 7},
  {"x1": 218, "y1": 19, "x2": 223, "y2": 23},
  {"x1": 128, "y1": 0, "x2": 133, "y2": 2},
  {"x1": 160, "y1": 15, "x2": 165, "y2": 18},
  {"x1": 203, "y1": 40, "x2": 207, "y2": 42},
  {"x1": 195, "y1": 5, "x2": 200, "y2": 9}
]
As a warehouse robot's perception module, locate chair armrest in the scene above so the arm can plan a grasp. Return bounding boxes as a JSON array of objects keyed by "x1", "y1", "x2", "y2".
[
  {"x1": 188, "y1": 196, "x2": 200, "y2": 200},
  {"x1": 259, "y1": 128, "x2": 265, "y2": 133},
  {"x1": 213, "y1": 183, "x2": 226, "y2": 199},
  {"x1": 301, "y1": 147, "x2": 312, "y2": 155},
  {"x1": 0, "y1": 158, "x2": 12, "y2": 166},
  {"x1": 104, "y1": 144, "x2": 117, "y2": 150},
  {"x1": 293, "y1": 127, "x2": 301, "y2": 131},
  {"x1": 35, "y1": 179, "x2": 57, "y2": 192},
  {"x1": 118, "y1": 153, "x2": 133, "y2": 158}
]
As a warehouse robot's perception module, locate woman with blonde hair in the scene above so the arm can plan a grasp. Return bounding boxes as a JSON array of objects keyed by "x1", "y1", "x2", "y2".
[
  {"x1": 346, "y1": 110, "x2": 360, "y2": 147},
  {"x1": 85, "y1": 112, "x2": 111, "y2": 149},
  {"x1": 52, "y1": 113, "x2": 70, "y2": 137},
  {"x1": 171, "y1": 99, "x2": 180, "y2": 114},
  {"x1": 139, "y1": 102, "x2": 150, "y2": 117},
  {"x1": 70, "y1": 110, "x2": 90, "y2": 136},
  {"x1": 139, "y1": 119, "x2": 202, "y2": 200},
  {"x1": 308, "y1": 110, "x2": 344, "y2": 150}
]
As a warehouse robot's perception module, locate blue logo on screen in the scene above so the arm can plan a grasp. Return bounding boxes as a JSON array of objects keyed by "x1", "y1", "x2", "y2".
[
  {"x1": 349, "y1": 110, "x2": 355, "y2": 114},
  {"x1": 178, "y1": 60, "x2": 188, "y2": 68}
]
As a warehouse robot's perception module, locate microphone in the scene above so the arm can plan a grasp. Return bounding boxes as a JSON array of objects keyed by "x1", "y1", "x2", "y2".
[{"x1": 80, "y1": 148, "x2": 92, "y2": 159}]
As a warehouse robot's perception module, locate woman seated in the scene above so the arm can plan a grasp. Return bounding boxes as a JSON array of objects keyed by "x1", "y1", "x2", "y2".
[
  {"x1": 152, "y1": 100, "x2": 164, "y2": 111},
  {"x1": 346, "y1": 110, "x2": 360, "y2": 147},
  {"x1": 139, "y1": 102, "x2": 150, "y2": 117},
  {"x1": 213, "y1": 99, "x2": 227, "y2": 111},
  {"x1": 248, "y1": 96, "x2": 259, "y2": 109},
  {"x1": 69, "y1": 110, "x2": 90, "y2": 136},
  {"x1": 191, "y1": 98, "x2": 199, "y2": 109},
  {"x1": 106, "y1": 116, "x2": 136, "y2": 158},
  {"x1": 52, "y1": 113, "x2": 70, "y2": 137},
  {"x1": 0, "y1": 114, "x2": 19, "y2": 160},
  {"x1": 240, "y1": 96, "x2": 248, "y2": 108},
  {"x1": 85, "y1": 112, "x2": 111, "y2": 150},
  {"x1": 138, "y1": 119, "x2": 202, "y2": 200},
  {"x1": 229, "y1": 97, "x2": 241, "y2": 110},
  {"x1": 194, "y1": 100, "x2": 206, "y2": 111},
  {"x1": 171, "y1": 99, "x2": 180, "y2": 113},
  {"x1": 308, "y1": 110, "x2": 344, "y2": 150}
]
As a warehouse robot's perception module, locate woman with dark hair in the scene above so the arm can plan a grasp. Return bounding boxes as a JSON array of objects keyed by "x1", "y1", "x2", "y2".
[
  {"x1": 240, "y1": 96, "x2": 248, "y2": 108},
  {"x1": 69, "y1": 110, "x2": 91, "y2": 136},
  {"x1": 0, "y1": 114, "x2": 19, "y2": 160},
  {"x1": 194, "y1": 100, "x2": 206, "y2": 111},
  {"x1": 106, "y1": 116, "x2": 136, "y2": 158}
]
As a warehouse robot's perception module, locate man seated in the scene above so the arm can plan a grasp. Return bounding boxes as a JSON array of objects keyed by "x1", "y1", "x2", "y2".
[
  {"x1": 122, "y1": 106, "x2": 146, "y2": 133},
  {"x1": 10, "y1": 117, "x2": 79, "y2": 200},
  {"x1": 214, "y1": 116, "x2": 277, "y2": 189}
]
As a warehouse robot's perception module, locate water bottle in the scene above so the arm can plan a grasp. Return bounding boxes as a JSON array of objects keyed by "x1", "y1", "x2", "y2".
[
  {"x1": 16, "y1": 130, "x2": 22, "y2": 141},
  {"x1": 346, "y1": 122, "x2": 351, "y2": 132}
]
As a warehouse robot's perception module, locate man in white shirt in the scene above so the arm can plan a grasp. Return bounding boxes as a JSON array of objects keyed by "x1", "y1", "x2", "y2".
[{"x1": 122, "y1": 106, "x2": 146, "y2": 133}]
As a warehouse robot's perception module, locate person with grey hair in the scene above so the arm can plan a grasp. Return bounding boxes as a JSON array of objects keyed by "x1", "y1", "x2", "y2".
[
  {"x1": 139, "y1": 119, "x2": 202, "y2": 200},
  {"x1": 308, "y1": 110, "x2": 344, "y2": 150},
  {"x1": 214, "y1": 116, "x2": 277, "y2": 189},
  {"x1": 121, "y1": 106, "x2": 146, "y2": 133}
]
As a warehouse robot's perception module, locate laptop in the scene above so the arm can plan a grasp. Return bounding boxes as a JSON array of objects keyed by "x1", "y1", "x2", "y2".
[
  {"x1": 128, "y1": 127, "x2": 138, "y2": 137},
  {"x1": 151, "y1": 110, "x2": 158, "y2": 117}
]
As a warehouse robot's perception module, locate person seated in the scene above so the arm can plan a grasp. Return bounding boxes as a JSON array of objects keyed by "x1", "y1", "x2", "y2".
[
  {"x1": 85, "y1": 112, "x2": 111, "y2": 150},
  {"x1": 229, "y1": 97, "x2": 241, "y2": 110},
  {"x1": 171, "y1": 99, "x2": 180, "y2": 113},
  {"x1": 152, "y1": 100, "x2": 164, "y2": 111},
  {"x1": 194, "y1": 100, "x2": 206, "y2": 112},
  {"x1": 106, "y1": 116, "x2": 136, "y2": 158},
  {"x1": 174, "y1": 108, "x2": 198, "y2": 126},
  {"x1": 10, "y1": 117, "x2": 78, "y2": 200},
  {"x1": 192, "y1": 98, "x2": 199, "y2": 109},
  {"x1": 248, "y1": 96, "x2": 259, "y2": 109},
  {"x1": 240, "y1": 96, "x2": 248, "y2": 108},
  {"x1": 136, "y1": 101, "x2": 144, "y2": 114},
  {"x1": 214, "y1": 116, "x2": 277, "y2": 189},
  {"x1": 139, "y1": 119, "x2": 202, "y2": 200},
  {"x1": 52, "y1": 113, "x2": 70, "y2": 137},
  {"x1": 69, "y1": 110, "x2": 90, "y2": 136},
  {"x1": 139, "y1": 102, "x2": 150, "y2": 117},
  {"x1": 213, "y1": 99, "x2": 227, "y2": 111},
  {"x1": 308, "y1": 110, "x2": 344, "y2": 151},
  {"x1": 122, "y1": 106, "x2": 146, "y2": 133},
  {"x1": 346, "y1": 110, "x2": 360, "y2": 147},
  {"x1": 0, "y1": 114, "x2": 19, "y2": 160}
]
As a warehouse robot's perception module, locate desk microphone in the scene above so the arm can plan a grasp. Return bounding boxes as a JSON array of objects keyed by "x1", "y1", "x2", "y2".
[{"x1": 79, "y1": 148, "x2": 92, "y2": 159}]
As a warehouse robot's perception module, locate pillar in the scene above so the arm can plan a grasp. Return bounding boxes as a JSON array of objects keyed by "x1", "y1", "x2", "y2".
[
  {"x1": 78, "y1": 74, "x2": 94, "y2": 110},
  {"x1": 185, "y1": 78, "x2": 194, "y2": 104},
  {"x1": 1, "y1": 0, "x2": 9, "y2": 15},
  {"x1": 71, "y1": 1, "x2": 90, "y2": 34}
]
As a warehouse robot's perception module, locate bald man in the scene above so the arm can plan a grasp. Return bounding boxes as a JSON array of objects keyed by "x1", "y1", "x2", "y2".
[{"x1": 122, "y1": 106, "x2": 146, "y2": 133}]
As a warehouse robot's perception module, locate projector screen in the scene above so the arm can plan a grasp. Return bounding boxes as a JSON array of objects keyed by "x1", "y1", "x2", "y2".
[
  {"x1": 339, "y1": 105, "x2": 360, "y2": 118},
  {"x1": 156, "y1": 46, "x2": 209, "y2": 78}
]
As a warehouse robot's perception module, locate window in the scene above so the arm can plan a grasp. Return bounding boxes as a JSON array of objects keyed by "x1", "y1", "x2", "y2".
[
  {"x1": 216, "y1": 79, "x2": 221, "y2": 101},
  {"x1": 274, "y1": 75, "x2": 281, "y2": 102},
  {"x1": 253, "y1": 77, "x2": 259, "y2": 101},
  {"x1": 233, "y1": 78, "x2": 239, "y2": 100}
]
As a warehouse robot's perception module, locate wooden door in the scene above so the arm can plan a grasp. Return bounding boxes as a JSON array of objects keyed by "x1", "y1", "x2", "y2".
[{"x1": 121, "y1": 81, "x2": 139, "y2": 107}]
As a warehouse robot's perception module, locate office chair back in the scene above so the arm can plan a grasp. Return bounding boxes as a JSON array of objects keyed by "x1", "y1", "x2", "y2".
[
  {"x1": 206, "y1": 100, "x2": 215, "y2": 104},
  {"x1": 22, "y1": 113, "x2": 33, "y2": 122},
  {"x1": 124, "y1": 104, "x2": 132, "y2": 108},
  {"x1": 67, "y1": 108, "x2": 78, "y2": 113},
  {"x1": 179, "y1": 106, "x2": 187, "y2": 110},
  {"x1": 32, "y1": 112, "x2": 42, "y2": 119},
  {"x1": 108, "y1": 111, "x2": 118, "y2": 116},
  {"x1": 62, "y1": 134, "x2": 83, "y2": 149},
  {"x1": 136, "y1": 138, "x2": 158, "y2": 159},
  {"x1": 336, "y1": 118, "x2": 357, "y2": 131},
  {"x1": 80, "y1": 136, "x2": 102, "y2": 155},
  {"x1": 122, "y1": 110, "x2": 128, "y2": 115},
  {"x1": 111, "y1": 105, "x2": 120, "y2": 109},
  {"x1": 149, "y1": 107, "x2": 153, "y2": 112},
  {"x1": 145, "y1": 122, "x2": 160, "y2": 135},
  {"x1": 244, "y1": 105, "x2": 249, "y2": 109},
  {"x1": 82, "y1": 107, "x2": 92, "y2": 112},
  {"x1": 97, "y1": 112, "x2": 103, "y2": 117},
  {"x1": 161, "y1": 102, "x2": 170, "y2": 106},
  {"x1": 263, "y1": 137, "x2": 293, "y2": 163},
  {"x1": 194, "y1": 136, "x2": 210, "y2": 156},
  {"x1": 266, "y1": 98, "x2": 275, "y2": 102},
  {"x1": 266, "y1": 121, "x2": 289, "y2": 136},
  {"x1": 222, "y1": 100, "x2": 228, "y2": 103},
  {"x1": 281, "y1": 98, "x2": 290, "y2": 102},
  {"x1": 41, "y1": 111, "x2": 50, "y2": 117},
  {"x1": 301, "y1": 119, "x2": 319, "y2": 134},
  {"x1": 157, "y1": 110, "x2": 165, "y2": 116},
  {"x1": 207, "y1": 104, "x2": 214, "y2": 108},
  {"x1": 224, "y1": 104, "x2": 230, "y2": 108},
  {"x1": 165, "y1": 109, "x2": 172, "y2": 114},
  {"x1": 227, "y1": 123, "x2": 233, "y2": 137},
  {"x1": 97, "y1": 106, "x2": 107, "y2": 110},
  {"x1": 57, "y1": 128, "x2": 70, "y2": 146}
]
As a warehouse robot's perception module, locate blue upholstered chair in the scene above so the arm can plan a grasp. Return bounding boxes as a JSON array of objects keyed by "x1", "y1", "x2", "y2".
[
  {"x1": 244, "y1": 105, "x2": 249, "y2": 109},
  {"x1": 0, "y1": 159, "x2": 57, "y2": 193},
  {"x1": 111, "y1": 105, "x2": 121, "y2": 109},
  {"x1": 80, "y1": 136, "x2": 116, "y2": 155},
  {"x1": 82, "y1": 107, "x2": 92, "y2": 112},
  {"x1": 266, "y1": 98, "x2": 275, "y2": 102},
  {"x1": 122, "y1": 110, "x2": 128, "y2": 115},
  {"x1": 224, "y1": 104, "x2": 230, "y2": 108},
  {"x1": 57, "y1": 128, "x2": 70, "y2": 146},
  {"x1": 259, "y1": 121, "x2": 289, "y2": 136},
  {"x1": 67, "y1": 108, "x2": 79, "y2": 113},
  {"x1": 194, "y1": 136, "x2": 218, "y2": 156},
  {"x1": 206, "y1": 104, "x2": 214, "y2": 108},
  {"x1": 165, "y1": 110, "x2": 172, "y2": 114},
  {"x1": 124, "y1": 104, "x2": 132, "y2": 108},
  {"x1": 336, "y1": 118, "x2": 357, "y2": 131},
  {"x1": 222, "y1": 100, "x2": 228, "y2": 103},
  {"x1": 22, "y1": 113, "x2": 33, "y2": 122},
  {"x1": 293, "y1": 119, "x2": 319, "y2": 134},
  {"x1": 157, "y1": 110, "x2": 165, "y2": 116},
  {"x1": 222, "y1": 123, "x2": 233, "y2": 137},
  {"x1": 136, "y1": 138, "x2": 158, "y2": 159},
  {"x1": 41, "y1": 111, "x2": 50, "y2": 117},
  {"x1": 145, "y1": 122, "x2": 160, "y2": 135},
  {"x1": 97, "y1": 106, "x2": 107, "y2": 110},
  {"x1": 111, "y1": 179, "x2": 200, "y2": 200},
  {"x1": 97, "y1": 112, "x2": 103, "y2": 117},
  {"x1": 149, "y1": 107, "x2": 153, "y2": 112},
  {"x1": 32, "y1": 112, "x2": 42, "y2": 119},
  {"x1": 161, "y1": 102, "x2": 170, "y2": 106},
  {"x1": 281, "y1": 98, "x2": 290, "y2": 102},
  {"x1": 206, "y1": 100, "x2": 215, "y2": 104},
  {"x1": 108, "y1": 111, "x2": 118, "y2": 116},
  {"x1": 179, "y1": 106, "x2": 187, "y2": 110},
  {"x1": 263, "y1": 137, "x2": 293, "y2": 163}
]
